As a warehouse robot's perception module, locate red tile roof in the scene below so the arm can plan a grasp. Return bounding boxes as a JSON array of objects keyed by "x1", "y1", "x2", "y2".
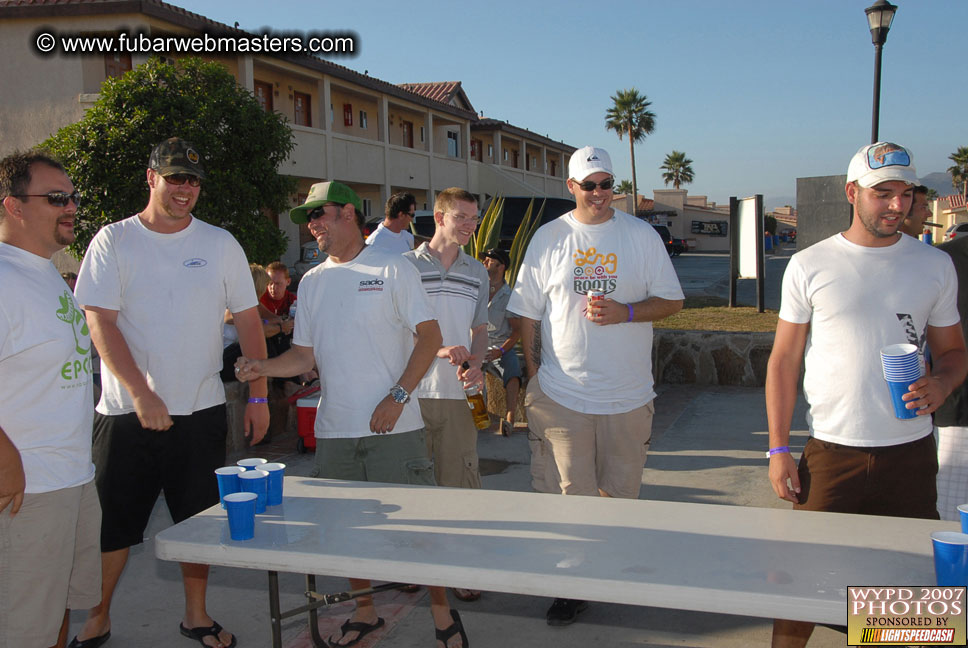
[
  {"x1": 397, "y1": 81, "x2": 475, "y2": 113},
  {"x1": 942, "y1": 194, "x2": 967, "y2": 210}
]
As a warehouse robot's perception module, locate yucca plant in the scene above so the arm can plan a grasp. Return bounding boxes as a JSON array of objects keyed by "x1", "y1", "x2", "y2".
[
  {"x1": 464, "y1": 195, "x2": 504, "y2": 258},
  {"x1": 507, "y1": 198, "x2": 546, "y2": 288}
]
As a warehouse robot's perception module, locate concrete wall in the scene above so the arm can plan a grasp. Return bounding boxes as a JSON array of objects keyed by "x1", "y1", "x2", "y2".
[{"x1": 796, "y1": 174, "x2": 850, "y2": 251}]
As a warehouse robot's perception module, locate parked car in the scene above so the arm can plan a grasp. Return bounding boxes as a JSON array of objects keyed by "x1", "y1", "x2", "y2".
[
  {"x1": 945, "y1": 223, "x2": 968, "y2": 242},
  {"x1": 651, "y1": 224, "x2": 687, "y2": 257}
]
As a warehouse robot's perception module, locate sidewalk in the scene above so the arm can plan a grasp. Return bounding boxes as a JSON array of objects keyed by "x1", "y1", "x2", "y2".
[{"x1": 66, "y1": 384, "x2": 848, "y2": 647}]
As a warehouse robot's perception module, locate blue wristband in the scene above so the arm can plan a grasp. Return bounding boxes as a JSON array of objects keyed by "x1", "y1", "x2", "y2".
[
  {"x1": 766, "y1": 446, "x2": 790, "y2": 457},
  {"x1": 248, "y1": 397, "x2": 268, "y2": 404},
  {"x1": 627, "y1": 303, "x2": 634, "y2": 322}
]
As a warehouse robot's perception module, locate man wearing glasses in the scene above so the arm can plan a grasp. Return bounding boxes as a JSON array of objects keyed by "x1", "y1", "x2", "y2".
[
  {"x1": 235, "y1": 182, "x2": 470, "y2": 648},
  {"x1": 402, "y1": 187, "x2": 489, "y2": 603},
  {"x1": 0, "y1": 151, "x2": 100, "y2": 648},
  {"x1": 508, "y1": 146, "x2": 683, "y2": 626},
  {"x1": 72, "y1": 138, "x2": 268, "y2": 648}
]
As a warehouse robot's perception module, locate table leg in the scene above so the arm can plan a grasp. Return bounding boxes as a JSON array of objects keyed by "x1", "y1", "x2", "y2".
[
  {"x1": 268, "y1": 571, "x2": 283, "y2": 648},
  {"x1": 308, "y1": 574, "x2": 326, "y2": 648}
]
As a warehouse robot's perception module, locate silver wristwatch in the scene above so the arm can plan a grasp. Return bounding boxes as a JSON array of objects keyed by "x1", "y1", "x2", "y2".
[{"x1": 389, "y1": 383, "x2": 410, "y2": 404}]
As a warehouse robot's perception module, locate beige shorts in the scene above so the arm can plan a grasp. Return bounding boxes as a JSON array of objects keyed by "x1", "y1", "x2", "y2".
[
  {"x1": 524, "y1": 375, "x2": 654, "y2": 499},
  {"x1": 0, "y1": 480, "x2": 102, "y2": 647},
  {"x1": 418, "y1": 398, "x2": 482, "y2": 489}
]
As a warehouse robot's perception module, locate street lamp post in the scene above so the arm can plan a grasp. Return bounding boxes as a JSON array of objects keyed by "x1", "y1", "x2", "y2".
[{"x1": 866, "y1": 0, "x2": 898, "y2": 144}]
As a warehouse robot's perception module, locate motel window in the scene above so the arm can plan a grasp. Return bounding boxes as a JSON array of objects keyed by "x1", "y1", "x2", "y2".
[
  {"x1": 447, "y1": 131, "x2": 459, "y2": 157},
  {"x1": 294, "y1": 92, "x2": 311, "y2": 127},
  {"x1": 254, "y1": 81, "x2": 273, "y2": 112},
  {"x1": 360, "y1": 110, "x2": 368, "y2": 129},
  {"x1": 104, "y1": 53, "x2": 132, "y2": 79}
]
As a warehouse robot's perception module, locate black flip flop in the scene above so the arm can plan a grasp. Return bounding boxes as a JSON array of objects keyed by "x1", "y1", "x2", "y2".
[
  {"x1": 328, "y1": 617, "x2": 385, "y2": 647},
  {"x1": 67, "y1": 631, "x2": 111, "y2": 648},
  {"x1": 179, "y1": 621, "x2": 236, "y2": 648},
  {"x1": 435, "y1": 609, "x2": 469, "y2": 648}
]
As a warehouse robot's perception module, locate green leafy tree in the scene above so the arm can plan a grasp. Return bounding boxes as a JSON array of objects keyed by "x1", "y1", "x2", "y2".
[
  {"x1": 949, "y1": 146, "x2": 968, "y2": 196},
  {"x1": 44, "y1": 56, "x2": 296, "y2": 263},
  {"x1": 614, "y1": 179, "x2": 633, "y2": 195},
  {"x1": 604, "y1": 88, "x2": 655, "y2": 203},
  {"x1": 660, "y1": 150, "x2": 695, "y2": 189}
]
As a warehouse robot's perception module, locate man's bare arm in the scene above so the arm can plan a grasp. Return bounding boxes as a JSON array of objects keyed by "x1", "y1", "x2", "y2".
[
  {"x1": 370, "y1": 319, "x2": 442, "y2": 434},
  {"x1": 586, "y1": 296, "x2": 683, "y2": 326},
  {"x1": 0, "y1": 427, "x2": 25, "y2": 516},
  {"x1": 520, "y1": 316, "x2": 541, "y2": 379},
  {"x1": 232, "y1": 306, "x2": 270, "y2": 445},
  {"x1": 765, "y1": 319, "x2": 809, "y2": 504},
  {"x1": 907, "y1": 323, "x2": 968, "y2": 414},
  {"x1": 85, "y1": 306, "x2": 172, "y2": 431}
]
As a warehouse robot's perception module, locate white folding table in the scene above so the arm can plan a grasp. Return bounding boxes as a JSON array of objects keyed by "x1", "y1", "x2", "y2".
[{"x1": 155, "y1": 477, "x2": 956, "y2": 647}]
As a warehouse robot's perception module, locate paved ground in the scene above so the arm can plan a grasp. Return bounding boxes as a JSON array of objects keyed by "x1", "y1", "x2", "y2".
[
  {"x1": 65, "y1": 383, "x2": 852, "y2": 648},
  {"x1": 671, "y1": 244, "x2": 794, "y2": 310}
]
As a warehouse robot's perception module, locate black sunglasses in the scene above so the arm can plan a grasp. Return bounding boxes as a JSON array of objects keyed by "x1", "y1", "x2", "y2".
[
  {"x1": 11, "y1": 190, "x2": 81, "y2": 207},
  {"x1": 574, "y1": 178, "x2": 614, "y2": 192},
  {"x1": 163, "y1": 173, "x2": 202, "y2": 187},
  {"x1": 307, "y1": 203, "x2": 340, "y2": 221}
]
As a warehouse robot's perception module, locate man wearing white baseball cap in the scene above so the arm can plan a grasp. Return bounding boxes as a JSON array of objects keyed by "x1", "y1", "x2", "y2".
[
  {"x1": 766, "y1": 142, "x2": 968, "y2": 647},
  {"x1": 508, "y1": 145, "x2": 684, "y2": 626}
]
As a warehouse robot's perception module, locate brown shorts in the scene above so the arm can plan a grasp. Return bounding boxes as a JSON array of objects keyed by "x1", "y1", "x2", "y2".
[
  {"x1": 418, "y1": 398, "x2": 481, "y2": 489},
  {"x1": 795, "y1": 433, "x2": 939, "y2": 519},
  {"x1": 524, "y1": 375, "x2": 654, "y2": 499},
  {"x1": 0, "y1": 480, "x2": 102, "y2": 647}
]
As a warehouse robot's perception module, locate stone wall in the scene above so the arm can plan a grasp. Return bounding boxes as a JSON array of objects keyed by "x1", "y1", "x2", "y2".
[{"x1": 653, "y1": 329, "x2": 776, "y2": 387}]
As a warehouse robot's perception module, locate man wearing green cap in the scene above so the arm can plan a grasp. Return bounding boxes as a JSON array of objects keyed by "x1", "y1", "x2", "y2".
[
  {"x1": 236, "y1": 181, "x2": 469, "y2": 647},
  {"x1": 73, "y1": 137, "x2": 268, "y2": 648}
]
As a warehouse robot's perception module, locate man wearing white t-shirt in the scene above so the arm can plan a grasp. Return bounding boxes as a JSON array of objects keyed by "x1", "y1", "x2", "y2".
[
  {"x1": 766, "y1": 142, "x2": 968, "y2": 648},
  {"x1": 365, "y1": 191, "x2": 415, "y2": 253},
  {"x1": 72, "y1": 138, "x2": 269, "y2": 648},
  {"x1": 236, "y1": 181, "x2": 471, "y2": 648},
  {"x1": 508, "y1": 145, "x2": 684, "y2": 626},
  {"x1": 0, "y1": 151, "x2": 100, "y2": 648}
]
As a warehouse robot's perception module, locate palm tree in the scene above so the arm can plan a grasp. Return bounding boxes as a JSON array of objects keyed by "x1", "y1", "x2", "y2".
[
  {"x1": 614, "y1": 179, "x2": 633, "y2": 195},
  {"x1": 604, "y1": 88, "x2": 656, "y2": 204},
  {"x1": 660, "y1": 151, "x2": 695, "y2": 189},
  {"x1": 949, "y1": 146, "x2": 968, "y2": 196}
]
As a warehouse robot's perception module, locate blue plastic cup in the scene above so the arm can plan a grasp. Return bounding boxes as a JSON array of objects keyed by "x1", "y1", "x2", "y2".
[
  {"x1": 223, "y1": 492, "x2": 257, "y2": 541},
  {"x1": 262, "y1": 462, "x2": 286, "y2": 507},
  {"x1": 886, "y1": 379, "x2": 919, "y2": 419},
  {"x1": 238, "y1": 469, "x2": 269, "y2": 513},
  {"x1": 237, "y1": 457, "x2": 267, "y2": 471},
  {"x1": 214, "y1": 466, "x2": 246, "y2": 509},
  {"x1": 958, "y1": 505, "x2": 968, "y2": 533},
  {"x1": 932, "y1": 531, "x2": 968, "y2": 586}
]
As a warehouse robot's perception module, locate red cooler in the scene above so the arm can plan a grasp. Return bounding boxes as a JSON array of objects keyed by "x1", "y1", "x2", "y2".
[{"x1": 296, "y1": 396, "x2": 320, "y2": 453}]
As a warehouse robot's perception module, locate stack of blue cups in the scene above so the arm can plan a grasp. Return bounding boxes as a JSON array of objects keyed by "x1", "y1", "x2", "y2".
[{"x1": 880, "y1": 343, "x2": 922, "y2": 420}]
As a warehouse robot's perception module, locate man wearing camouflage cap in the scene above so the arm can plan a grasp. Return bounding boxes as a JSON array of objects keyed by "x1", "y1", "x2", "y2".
[{"x1": 72, "y1": 137, "x2": 268, "y2": 648}]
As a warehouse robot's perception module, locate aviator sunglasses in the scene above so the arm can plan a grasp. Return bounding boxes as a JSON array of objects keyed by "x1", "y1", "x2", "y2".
[
  {"x1": 574, "y1": 177, "x2": 614, "y2": 192},
  {"x1": 163, "y1": 173, "x2": 202, "y2": 187},
  {"x1": 11, "y1": 190, "x2": 81, "y2": 207}
]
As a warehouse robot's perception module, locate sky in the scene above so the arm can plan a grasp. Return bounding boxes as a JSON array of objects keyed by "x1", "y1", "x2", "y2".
[{"x1": 173, "y1": 0, "x2": 967, "y2": 209}]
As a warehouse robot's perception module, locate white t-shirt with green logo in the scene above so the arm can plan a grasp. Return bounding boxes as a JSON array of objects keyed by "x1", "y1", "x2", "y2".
[
  {"x1": 509, "y1": 210, "x2": 684, "y2": 414},
  {"x1": 0, "y1": 243, "x2": 94, "y2": 493}
]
